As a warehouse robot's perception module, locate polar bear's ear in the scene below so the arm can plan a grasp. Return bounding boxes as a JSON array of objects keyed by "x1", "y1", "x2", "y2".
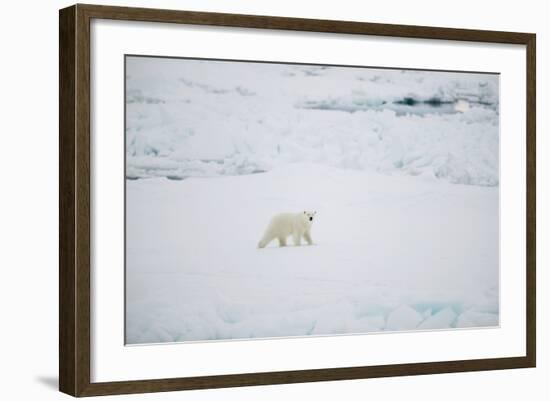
[
  {"x1": 303, "y1": 211, "x2": 306, "y2": 214},
  {"x1": 313, "y1": 211, "x2": 317, "y2": 215}
]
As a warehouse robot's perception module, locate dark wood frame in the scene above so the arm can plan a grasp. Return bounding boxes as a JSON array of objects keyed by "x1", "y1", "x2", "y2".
[{"x1": 59, "y1": 3, "x2": 536, "y2": 397}]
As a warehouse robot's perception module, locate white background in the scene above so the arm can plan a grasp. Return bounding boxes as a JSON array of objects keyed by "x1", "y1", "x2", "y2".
[{"x1": 0, "y1": 0, "x2": 545, "y2": 400}]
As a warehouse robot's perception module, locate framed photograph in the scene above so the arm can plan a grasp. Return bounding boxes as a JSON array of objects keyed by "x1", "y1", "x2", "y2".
[{"x1": 59, "y1": 4, "x2": 536, "y2": 397}]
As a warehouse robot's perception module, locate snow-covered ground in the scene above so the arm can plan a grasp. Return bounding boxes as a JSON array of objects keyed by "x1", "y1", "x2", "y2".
[
  {"x1": 125, "y1": 56, "x2": 499, "y2": 344},
  {"x1": 126, "y1": 164, "x2": 498, "y2": 344}
]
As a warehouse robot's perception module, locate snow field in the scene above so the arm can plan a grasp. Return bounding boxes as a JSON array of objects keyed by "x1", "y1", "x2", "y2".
[{"x1": 126, "y1": 164, "x2": 498, "y2": 344}]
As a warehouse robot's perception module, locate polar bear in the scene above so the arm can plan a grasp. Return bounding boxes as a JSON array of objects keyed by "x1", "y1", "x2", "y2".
[{"x1": 258, "y1": 211, "x2": 316, "y2": 248}]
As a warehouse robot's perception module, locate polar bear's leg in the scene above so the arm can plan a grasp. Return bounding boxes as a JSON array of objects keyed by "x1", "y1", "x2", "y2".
[
  {"x1": 278, "y1": 236, "x2": 287, "y2": 247},
  {"x1": 293, "y1": 233, "x2": 301, "y2": 246},
  {"x1": 258, "y1": 233, "x2": 273, "y2": 248},
  {"x1": 303, "y1": 231, "x2": 313, "y2": 245}
]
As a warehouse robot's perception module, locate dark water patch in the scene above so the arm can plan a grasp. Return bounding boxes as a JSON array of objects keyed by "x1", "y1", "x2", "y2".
[
  {"x1": 395, "y1": 97, "x2": 419, "y2": 106},
  {"x1": 394, "y1": 97, "x2": 453, "y2": 107},
  {"x1": 424, "y1": 97, "x2": 453, "y2": 106}
]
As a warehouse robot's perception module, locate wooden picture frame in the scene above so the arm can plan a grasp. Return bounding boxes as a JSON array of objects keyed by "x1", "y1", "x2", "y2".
[{"x1": 59, "y1": 3, "x2": 536, "y2": 397}]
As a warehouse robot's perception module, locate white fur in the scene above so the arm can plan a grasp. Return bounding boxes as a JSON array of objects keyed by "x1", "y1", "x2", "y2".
[{"x1": 258, "y1": 211, "x2": 316, "y2": 248}]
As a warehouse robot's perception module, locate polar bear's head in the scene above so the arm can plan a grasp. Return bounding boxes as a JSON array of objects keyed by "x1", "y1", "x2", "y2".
[{"x1": 303, "y1": 211, "x2": 317, "y2": 223}]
